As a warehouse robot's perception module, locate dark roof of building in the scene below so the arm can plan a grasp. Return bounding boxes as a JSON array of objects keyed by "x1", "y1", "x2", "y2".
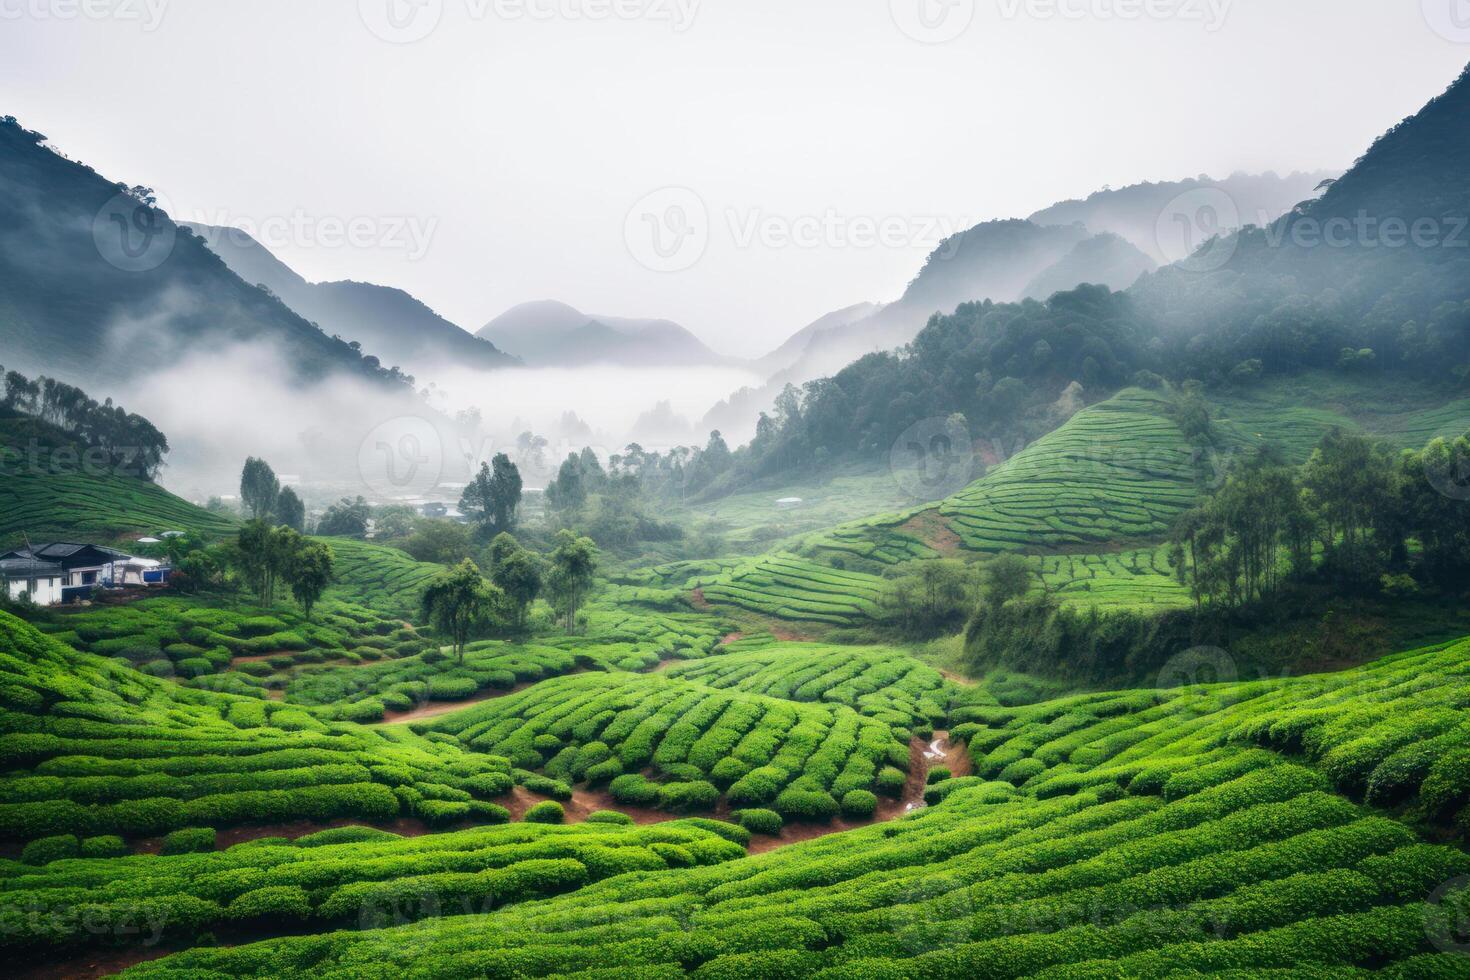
[
  {"x1": 0, "y1": 542, "x2": 132, "y2": 566},
  {"x1": 0, "y1": 558, "x2": 63, "y2": 577}
]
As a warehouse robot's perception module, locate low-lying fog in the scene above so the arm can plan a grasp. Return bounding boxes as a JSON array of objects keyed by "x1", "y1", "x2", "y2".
[{"x1": 121, "y1": 344, "x2": 760, "y2": 508}]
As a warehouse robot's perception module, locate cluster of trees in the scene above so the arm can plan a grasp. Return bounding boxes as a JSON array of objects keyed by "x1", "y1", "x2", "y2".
[
  {"x1": 1, "y1": 366, "x2": 169, "y2": 479},
  {"x1": 418, "y1": 529, "x2": 598, "y2": 662},
  {"x1": 1169, "y1": 429, "x2": 1470, "y2": 609},
  {"x1": 240, "y1": 457, "x2": 305, "y2": 530},
  {"x1": 236, "y1": 521, "x2": 335, "y2": 619},
  {"x1": 543, "y1": 446, "x2": 686, "y2": 549}
]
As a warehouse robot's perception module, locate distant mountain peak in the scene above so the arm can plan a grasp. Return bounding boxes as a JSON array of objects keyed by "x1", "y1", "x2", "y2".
[{"x1": 478, "y1": 300, "x2": 729, "y2": 368}]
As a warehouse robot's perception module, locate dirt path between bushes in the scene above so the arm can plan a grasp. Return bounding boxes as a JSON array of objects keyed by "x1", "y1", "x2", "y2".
[{"x1": 372, "y1": 683, "x2": 536, "y2": 725}]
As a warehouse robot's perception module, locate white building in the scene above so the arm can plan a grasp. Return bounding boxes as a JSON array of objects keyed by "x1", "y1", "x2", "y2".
[{"x1": 1, "y1": 557, "x2": 64, "y2": 606}]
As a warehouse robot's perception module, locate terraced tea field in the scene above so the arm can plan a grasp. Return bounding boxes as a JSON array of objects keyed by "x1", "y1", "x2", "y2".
[
  {"x1": 0, "y1": 612, "x2": 518, "y2": 840},
  {"x1": 0, "y1": 816, "x2": 746, "y2": 957},
  {"x1": 0, "y1": 467, "x2": 237, "y2": 548},
  {"x1": 30, "y1": 596, "x2": 431, "y2": 688},
  {"x1": 699, "y1": 553, "x2": 887, "y2": 626},
  {"x1": 423, "y1": 672, "x2": 913, "y2": 820},
  {"x1": 119, "y1": 634, "x2": 1470, "y2": 977},
  {"x1": 939, "y1": 388, "x2": 1200, "y2": 553},
  {"x1": 323, "y1": 538, "x2": 448, "y2": 620},
  {"x1": 1034, "y1": 545, "x2": 1192, "y2": 611},
  {"x1": 664, "y1": 643, "x2": 958, "y2": 732}
]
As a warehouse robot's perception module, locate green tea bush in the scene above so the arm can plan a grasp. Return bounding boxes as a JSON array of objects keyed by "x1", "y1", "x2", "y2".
[
  {"x1": 524, "y1": 801, "x2": 565, "y2": 824},
  {"x1": 21, "y1": 834, "x2": 79, "y2": 865},
  {"x1": 840, "y1": 789, "x2": 878, "y2": 819},
  {"x1": 160, "y1": 826, "x2": 216, "y2": 855}
]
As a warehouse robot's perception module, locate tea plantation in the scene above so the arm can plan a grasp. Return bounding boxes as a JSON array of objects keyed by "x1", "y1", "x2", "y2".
[
  {"x1": 700, "y1": 553, "x2": 887, "y2": 626},
  {"x1": 422, "y1": 671, "x2": 914, "y2": 821},
  {"x1": 112, "y1": 636, "x2": 1470, "y2": 977},
  {"x1": 939, "y1": 388, "x2": 1201, "y2": 553},
  {"x1": 324, "y1": 538, "x2": 448, "y2": 620}
]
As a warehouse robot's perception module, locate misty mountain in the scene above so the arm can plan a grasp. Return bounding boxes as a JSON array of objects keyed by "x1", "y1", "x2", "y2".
[
  {"x1": 720, "y1": 63, "x2": 1470, "y2": 497},
  {"x1": 1028, "y1": 170, "x2": 1339, "y2": 265},
  {"x1": 1021, "y1": 232, "x2": 1156, "y2": 302},
  {"x1": 187, "y1": 223, "x2": 516, "y2": 377},
  {"x1": 1131, "y1": 63, "x2": 1470, "y2": 369},
  {"x1": 479, "y1": 299, "x2": 728, "y2": 367},
  {"x1": 753, "y1": 301, "x2": 884, "y2": 378},
  {"x1": 770, "y1": 220, "x2": 1093, "y2": 385},
  {"x1": 0, "y1": 116, "x2": 400, "y2": 388}
]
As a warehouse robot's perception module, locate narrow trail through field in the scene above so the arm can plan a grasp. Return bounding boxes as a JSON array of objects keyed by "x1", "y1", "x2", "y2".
[{"x1": 373, "y1": 683, "x2": 536, "y2": 724}]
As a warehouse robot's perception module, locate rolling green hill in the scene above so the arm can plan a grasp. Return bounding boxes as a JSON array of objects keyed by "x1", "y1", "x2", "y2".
[{"x1": 0, "y1": 413, "x2": 235, "y2": 548}]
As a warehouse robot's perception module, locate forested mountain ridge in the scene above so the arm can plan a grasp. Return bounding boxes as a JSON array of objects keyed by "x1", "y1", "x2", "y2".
[
  {"x1": 187, "y1": 223, "x2": 517, "y2": 376},
  {"x1": 708, "y1": 62, "x2": 1470, "y2": 497},
  {"x1": 1027, "y1": 170, "x2": 1337, "y2": 264},
  {"x1": 0, "y1": 117, "x2": 409, "y2": 387}
]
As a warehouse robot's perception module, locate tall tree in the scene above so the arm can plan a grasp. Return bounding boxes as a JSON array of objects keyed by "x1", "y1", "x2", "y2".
[
  {"x1": 286, "y1": 539, "x2": 334, "y2": 621},
  {"x1": 275, "y1": 486, "x2": 306, "y2": 532},
  {"x1": 487, "y1": 533, "x2": 542, "y2": 628},
  {"x1": 237, "y1": 521, "x2": 299, "y2": 607},
  {"x1": 240, "y1": 457, "x2": 280, "y2": 521},
  {"x1": 420, "y1": 560, "x2": 502, "y2": 664},
  {"x1": 546, "y1": 530, "x2": 597, "y2": 632},
  {"x1": 460, "y1": 454, "x2": 523, "y2": 536}
]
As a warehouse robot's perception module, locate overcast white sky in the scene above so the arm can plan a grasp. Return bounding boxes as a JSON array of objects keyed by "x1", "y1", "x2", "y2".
[{"x1": 3, "y1": 0, "x2": 1467, "y2": 356}]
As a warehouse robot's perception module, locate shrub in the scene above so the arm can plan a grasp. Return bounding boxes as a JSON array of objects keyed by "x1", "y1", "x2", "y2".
[
  {"x1": 735, "y1": 808, "x2": 783, "y2": 835},
  {"x1": 875, "y1": 766, "x2": 907, "y2": 798},
  {"x1": 80, "y1": 834, "x2": 129, "y2": 858},
  {"x1": 840, "y1": 789, "x2": 878, "y2": 819},
  {"x1": 22, "y1": 834, "x2": 80, "y2": 865},
  {"x1": 295, "y1": 826, "x2": 401, "y2": 847},
  {"x1": 926, "y1": 766, "x2": 952, "y2": 785},
  {"x1": 658, "y1": 780, "x2": 719, "y2": 813},
  {"x1": 585, "y1": 810, "x2": 634, "y2": 825},
  {"x1": 469, "y1": 801, "x2": 511, "y2": 823},
  {"x1": 417, "y1": 799, "x2": 472, "y2": 826},
  {"x1": 610, "y1": 774, "x2": 660, "y2": 806},
  {"x1": 226, "y1": 886, "x2": 312, "y2": 923},
  {"x1": 161, "y1": 827, "x2": 217, "y2": 855},
  {"x1": 773, "y1": 789, "x2": 838, "y2": 822},
  {"x1": 524, "y1": 801, "x2": 565, "y2": 824}
]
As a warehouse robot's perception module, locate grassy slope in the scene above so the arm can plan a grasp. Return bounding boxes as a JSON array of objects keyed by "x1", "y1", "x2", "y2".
[
  {"x1": 322, "y1": 538, "x2": 447, "y2": 620},
  {"x1": 0, "y1": 415, "x2": 237, "y2": 549}
]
